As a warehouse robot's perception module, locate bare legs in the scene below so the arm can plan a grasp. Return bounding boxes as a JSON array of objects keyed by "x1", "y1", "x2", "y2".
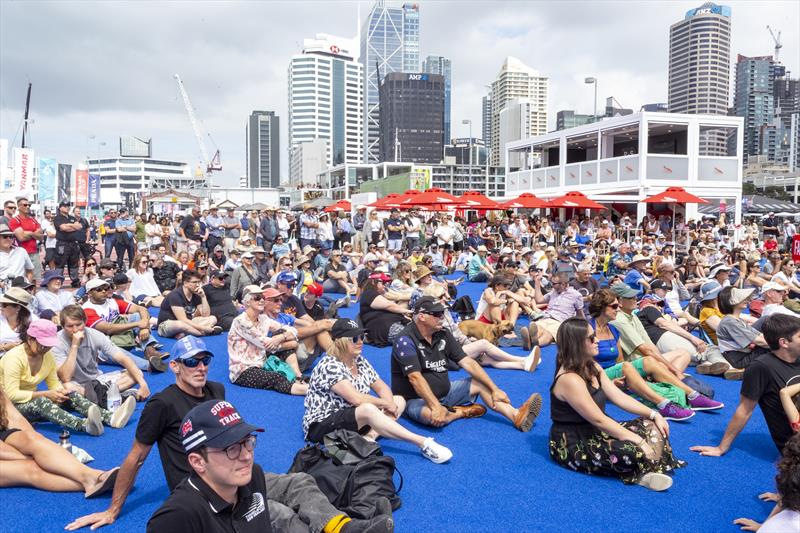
[
  {"x1": 354, "y1": 400, "x2": 426, "y2": 448},
  {"x1": 463, "y1": 339, "x2": 527, "y2": 370}
]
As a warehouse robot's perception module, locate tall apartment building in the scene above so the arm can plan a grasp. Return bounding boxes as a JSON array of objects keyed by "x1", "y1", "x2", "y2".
[
  {"x1": 489, "y1": 56, "x2": 548, "y2": 166},
  {"x1": 288, "y1": 33, "x2": 363, "y2": 185},
  {"x1": 379, "y1": 72, "x2": 445, "y2": 164},
  {"x1": 482, "y1": 94, "x2": 492, "y2": 144},
  {"x1": 733, "y1": 55, "x2": 775, "y2": 162},
  {"x1": 360, "y1": 1, "x2": 420, "y2": 163},
  {"x1": 422, "y1": 55, "x2": 452, "y2": 144},
  {"x1": 246, "y1": 111, "x2": 280, "y2": 188}
]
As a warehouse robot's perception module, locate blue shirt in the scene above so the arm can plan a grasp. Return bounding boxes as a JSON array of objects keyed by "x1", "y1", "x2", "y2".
[
  {"x1": 116, "y1": 217, "x2": 134, "y2": 238},
  {"x1": 589, "y1": 318, "x2": 621, "y2": 369},
  {"x1": 624, "y1": 269, "x2": 646, "y2": 297}
]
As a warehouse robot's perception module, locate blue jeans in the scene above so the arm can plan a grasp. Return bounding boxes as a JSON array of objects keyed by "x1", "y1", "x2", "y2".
[
  {"x1": 404, "y1": 378, "x2": 477, "y2": 425},
  {"x1": 468, "y1": 271, "x2": 489, "y2": 282}
]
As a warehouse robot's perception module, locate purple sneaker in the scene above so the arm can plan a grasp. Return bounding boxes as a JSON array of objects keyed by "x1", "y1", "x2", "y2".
[
  {"x1": 659, "y1": 402, "x2": 695, "y2": 421},
  {"x1": 688, "y1": 394, "x2": 724, "y2": 411}
]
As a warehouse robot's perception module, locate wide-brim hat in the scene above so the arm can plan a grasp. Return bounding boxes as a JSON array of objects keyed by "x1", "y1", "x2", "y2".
[
  {"x1": 40, "y1": 269, "x2": 65, "y2": 287},
  {"x1": 699, "y1": 281, "x2": 722, "y2": 302},
  {"x1": 413, "y1": 266, "x2": 433, "y2": 282},
  {"x1": 628, "y1": 254, "x2": 650, "y2": 266},
  {"x1": 0, "y1": 287, "x2": 33, "y2": 308},
  {"x1": 727, "y1": 287, "x2": 756, "y2": 307},
  {"x1": 294, "y1": 255, "x2": 311, "y2": 269}
]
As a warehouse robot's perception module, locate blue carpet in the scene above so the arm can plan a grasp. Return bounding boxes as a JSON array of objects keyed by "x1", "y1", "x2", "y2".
[{"x1": 2, "y1": 281, "x2": 778, "y2": 532}]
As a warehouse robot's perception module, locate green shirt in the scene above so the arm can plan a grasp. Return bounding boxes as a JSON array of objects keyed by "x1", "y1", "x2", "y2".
[
  {"x1": 135, "y1": 220, "x2": 146, "y2": 242},
  {"x1": 610, "y1": 310, "x2": 650, "y2": 360}
]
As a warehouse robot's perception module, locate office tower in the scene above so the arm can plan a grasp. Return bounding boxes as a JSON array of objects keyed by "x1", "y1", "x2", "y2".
[
  {"x1": 482, "y1": 94, "x2": 491, "y2": 144},
  {"x1": 379, "y1": 72, "x2": 445, "y2": 164},
  {"x1": 422, "y1": 55, "x2": 452, "y2": 144},
  {"x1": 246, "y1": 111, "x2": 280, "y2": 188},
  {"x1": 360, "y1": 1, "x2": 421, "y2": 163},
  {"x1": 489, "y1": 56, "x2": 548, "y2": 166},
  {"x1": 733, "y1": 54, "x2": 775, "y2": 163},
  {"x1": 288, "y1": 33, "x2": 363, "y2": 183}
]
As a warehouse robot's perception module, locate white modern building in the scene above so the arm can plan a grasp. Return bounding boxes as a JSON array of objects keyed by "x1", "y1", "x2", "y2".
[
  {"x1": 288, "y1": 33, "x2": 363, "y2": 182},
  {"x1": 489, "y1": 56, "x2": 548, "y2": 166},
  {"x1": 498, "y1": 98, "x2": 535, "y2": 168},
  {"x1": 87, "y1": 156, "x2": 199, "y2": 206},
  {"x1": 289, "y1": 139, "x2": 328, "y2": 188},
  {"x1": 505, "y1": 111, "x2": 744, "y2": 223}
]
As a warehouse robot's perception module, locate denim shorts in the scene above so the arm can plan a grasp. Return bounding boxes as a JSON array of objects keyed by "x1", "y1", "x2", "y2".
[{"x1": 405, "y1": 378, "x2": 477, "y2": 425}]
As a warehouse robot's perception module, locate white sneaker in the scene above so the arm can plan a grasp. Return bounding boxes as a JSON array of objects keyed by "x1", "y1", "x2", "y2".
[
  {"x1": 420, "y1": 438, "x2": 452, "y2": 464},
  {"x1": 84, "y1": 405, "x2": 104, "y2": 436},
  {"x1": 524, "y1": 346, "x2": 541, "y2": 372},
  {"x1": 637, "y1": 472, "x2": 673, "y2": 492},
  {"x1": 110, "y1": 396, "x2": 136, "y2": 428}
]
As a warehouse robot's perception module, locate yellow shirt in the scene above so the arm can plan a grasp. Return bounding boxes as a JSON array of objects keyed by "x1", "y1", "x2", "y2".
[
  {"x1": 0, "y1": 344, "x2": 61, "y2": 404},
  {"x1": 699, "y1": 306, "x2": 724, "y2": 344}
]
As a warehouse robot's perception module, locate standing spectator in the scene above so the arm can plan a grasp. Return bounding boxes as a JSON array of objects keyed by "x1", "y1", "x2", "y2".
[
  {"x1": 384, "y1": 208, "x2": 404, "y2": 252},
  {"x1": 133, "y1": 214, "x2": 147, "y2": 252},
  {"x1": 404, "y1": 208, "x2": 422, "y2": 251},
  {"x1": 53, "y1": 202, "x2": 82, "y2": 288},
  {"x1": 0, "y1": 223, "x2": 33, "y2": 284},
  {"x1": 221, "y1": 207, "x2": 240, "y2": 253},
  {"x1": 101, "y1": 209, "x2": 117, "y2": 259},
  {"x1": 782, "y1": 219, "x2": 797, "y2": 253},
  {"x1": 72, "y1": 206, "x2": 93, "y2": 267},
  {"x1": 40, "y1": 209, "x2": 58, "y2": 270},
  {"x1": 144, "y1": 214, "x2": 161, "y2": 249},
  {"x1": 353, "y1": 205, "x2": 367, "y2": 252},
  {"x1": 113, "y1": 208, "x2": 136, "y2": 270},
  {"x1": 0, "y1": 200, "x2": 18, "y2": 226},
  {"x1": 299, "y1": 206, "x2": 319, "y2": 249},
  {"x1": 179, "y1": 206, "x2": 201, "y2": 253},
  {"x1": 762, "y1": 212, "x2": 779, "y2": 239},
  {"x1": 9, "y1": 197, "x2": 43, "y2": 283}
]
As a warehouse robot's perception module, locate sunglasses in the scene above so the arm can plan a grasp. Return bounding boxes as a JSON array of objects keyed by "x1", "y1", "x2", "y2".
[
  {"x1": 608, "y1": 303, "x2": 620, "y2": 309},
  {"x1": 425, "y1": 310, "x2": 445, "y2": 318},
  {"x1": 352, "y1": 335, "x2": 365, "y2": 343},
  {"x1": 250, "y1": 295, "x2": 264, "y2": 302},
  {"x1": 180, "y1": 354, "x2": 212, "y2": 368},
  {"x1": 586, "y1": 334, "x2": 597, "y2": 343},
  {"x1": 92, "y1": 285, "x2": 111, "y2": 292},
  {"x1": 85, "y1": 263, "x2": 96, "y2": 267}
]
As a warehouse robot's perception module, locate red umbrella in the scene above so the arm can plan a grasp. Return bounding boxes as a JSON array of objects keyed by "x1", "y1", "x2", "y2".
[
  {"x1": 545, "y1": 191, "x2": 606, "y2": 210},
  {"x1": 642, "y1": 186, "x2": 709, "y2": 205},
  {"x1": 456, "y1": 190, "x2": 502, "y2": 210},
  {"x1": 498, "y1": 192, "x2": 549, "y2": 209},
  {"x1": 367, "y1": 193, "x2": 404, "y2": 209},
  {"x1": 397, "y1": 187, "x2": 460, "y2": 208},
  {"x1": 323, "y1": 199, "x2": 351, "y2": 213}
]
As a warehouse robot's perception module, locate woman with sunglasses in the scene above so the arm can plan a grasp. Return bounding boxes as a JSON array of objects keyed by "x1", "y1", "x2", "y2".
[
  {"x1": 302, "y1": 318, "x2": 452, "y2": 463},
  {"x1": 359, "y1": 272, "x2": 412, "y2": 347},
  {"x1": 228, "y1": 286, "x2": 307, "y2": 396},
  {"x1": 126, "y1": 253, "x2": 165, "y2": 308},
  {"x1": 549, "y1": 317, "x2": 684, "y2": 491},
  {"x1": 145, "y1": 215, "x2": 161, "y2": 250},
  {"x1": 0, "y1": 320, "x2": 135, "y2": 436},
  {"x1": 0, "y1": 288, "x2": 32, "y2": 357}
]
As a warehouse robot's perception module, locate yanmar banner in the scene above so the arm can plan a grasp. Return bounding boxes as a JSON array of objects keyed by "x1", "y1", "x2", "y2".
[{"x1": 13, "y1": 147, "x2": 34, "y2": 194}]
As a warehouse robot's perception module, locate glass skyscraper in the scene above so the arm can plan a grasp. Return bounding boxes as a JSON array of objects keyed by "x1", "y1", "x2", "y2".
[
  {"x1": 360, "y1": 1, "x2": 420, "y2": 163},
  {"x1": 422, "y1": 55, "x2": 452, "y2": 145},
  {"x1": 733, "y1": 54, "x2": 775, "y2": 163}
]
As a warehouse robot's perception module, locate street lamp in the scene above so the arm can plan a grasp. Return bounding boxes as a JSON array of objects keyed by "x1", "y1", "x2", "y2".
[
  {"x1": 462, "y1": 119, "x2": 472, "y2": 167},
  {"x1": 584, "y1": 77, "x2": 598, "y2": 122}
]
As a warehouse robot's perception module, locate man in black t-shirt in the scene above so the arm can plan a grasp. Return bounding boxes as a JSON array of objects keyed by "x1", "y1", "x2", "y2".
[
  {"x1": 156, "y1": 269, "x2": 220, "y2": 338},
  {"x1": 66, "y1": 336, "x2": 225, "y2": 530},
  {"x1": 391, "y1": 297, "x2": 542, "y2": 432},
  {"x1": 202, "y1": 271, "x2": 238, "y2": 331},
  {"x1": 54, "y1": 201, "x2": 83, "y2": 287},
  {"x1": 691, "y1": 314, "x2": 800, "y2": 457},
  {"x1": 179, "y1": 206, "x2": 201, "y2": 252}
]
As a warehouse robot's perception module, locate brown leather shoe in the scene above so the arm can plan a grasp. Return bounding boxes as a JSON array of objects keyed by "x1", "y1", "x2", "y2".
[
  {"x1": 452, "y1": 403, "x2": 487, "y2": 419},
  {"x1": 513, "y1": 392, "x2": 542, "y2": 432}
]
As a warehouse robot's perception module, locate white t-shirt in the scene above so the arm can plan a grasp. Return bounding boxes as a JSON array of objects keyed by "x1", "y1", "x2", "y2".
[
  {"x1": 126, "y1": 268, "x2": 161, "y2": 298},
  {"x1": 759, "y1": 509, "x2": 800, "y2": 533},
  {"x1": 0, "y1": 247, "x2": 33, "y2": 279},
  {"x1": 0, "y1": 314, "x2": 21, "y2": 345},
  {"x1": 40, "y1": 219, "x2": 57, "y2": 249},
  {"x1": 435, "y1": 224, "x2": 455, "y2": 246},
  {"x1": 35, "y1": 289, "x2": 75, "y2": 315},
  {"x1": 145, "y1": 223, "x2": 162, "y2": 246}
]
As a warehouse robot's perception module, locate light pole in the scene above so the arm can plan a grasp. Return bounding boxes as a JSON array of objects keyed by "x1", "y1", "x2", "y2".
[
  {"x1": 462, "y1": 119, "x2": 472, "y2": 167},
  {"x1": 584, "y1": 77, "x2": 598, "y2": 122}
]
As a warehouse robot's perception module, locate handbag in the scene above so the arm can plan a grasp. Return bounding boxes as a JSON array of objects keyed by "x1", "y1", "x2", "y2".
[{"x1": 263, "y1": 355, "x2": 296, "y2": 382}]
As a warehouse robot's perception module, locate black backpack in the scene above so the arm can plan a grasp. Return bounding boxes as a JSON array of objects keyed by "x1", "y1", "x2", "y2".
[
  {"x1": 451, "y1": 295, "x2": 476, "y2": 321},
  {"x1": 289, "y1": 430, "x2": 402, "y2": 519}
]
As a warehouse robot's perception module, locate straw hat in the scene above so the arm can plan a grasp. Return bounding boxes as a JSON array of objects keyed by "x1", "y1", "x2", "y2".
[{"x1": 413, "y1": 266, "x2": 433, "y2": 282}]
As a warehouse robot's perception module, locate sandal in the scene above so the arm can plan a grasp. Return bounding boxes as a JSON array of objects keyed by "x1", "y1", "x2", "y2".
[{"x1": 85, "y1": 467, "x2": 120, "y2": 499}]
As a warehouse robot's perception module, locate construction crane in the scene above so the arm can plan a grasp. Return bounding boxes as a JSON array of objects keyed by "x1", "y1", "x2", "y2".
[
  {"x1": 767, "y1": 25, "x2": 782, "y2": 63},
  {"x1": 173, "y1": 74, "x2": 221, "y2": 189}
]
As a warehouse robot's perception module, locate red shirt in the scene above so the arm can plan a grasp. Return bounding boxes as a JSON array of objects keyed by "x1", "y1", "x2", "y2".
[
  {"x1": 8, "y1": 215, "x2": 41, "y2": 254},
  {"x1": 82, "y1": 296, "x2": 132, "y2": 328},
  {"x1": 764, "y1": 239, "x2": 778, "y2": 252}
]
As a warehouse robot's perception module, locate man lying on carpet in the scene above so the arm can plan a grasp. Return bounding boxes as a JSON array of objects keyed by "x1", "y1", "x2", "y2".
[
  {"x1": 147, "y1": 400, "x2": 393, "y2": 533},
  {"x1": 691, "y1": 314, "x2": 800, "y2": 458},
  {"x1": 390, "y1": 297, "x2": 542, "y2": 432}
]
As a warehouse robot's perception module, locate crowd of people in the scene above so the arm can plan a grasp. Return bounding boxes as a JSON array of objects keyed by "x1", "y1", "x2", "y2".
[{"x1": 1, "y1": 195, "x2": 799, "y2": 531}]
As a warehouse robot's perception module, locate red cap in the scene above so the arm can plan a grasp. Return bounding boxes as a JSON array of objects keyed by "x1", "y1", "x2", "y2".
[
  {"x1": 307, "y1": 282, "x2": 323, "y2": 297},
  {"x1": 369, "y1": 272, "x2": 392, "y2": 282}
]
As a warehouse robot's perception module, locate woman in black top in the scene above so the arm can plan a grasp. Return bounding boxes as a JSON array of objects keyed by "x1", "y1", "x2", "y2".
[
  {"x1": 359, "y1": 273, "x2": 412, "y2": 347},
  {"x1": 549, "y1": 317, "x2": 684, "y2": 491}
]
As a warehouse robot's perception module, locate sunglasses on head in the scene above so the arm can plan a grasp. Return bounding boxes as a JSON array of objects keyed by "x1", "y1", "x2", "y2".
[{"x1": 180, "y1": 354, "x2": 212, "y2": 368}]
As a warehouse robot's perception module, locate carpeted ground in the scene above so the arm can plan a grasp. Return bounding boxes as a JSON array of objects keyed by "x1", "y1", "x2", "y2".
[{"x1": 2, "y1": 280, "x2": 778, "y2": 532}]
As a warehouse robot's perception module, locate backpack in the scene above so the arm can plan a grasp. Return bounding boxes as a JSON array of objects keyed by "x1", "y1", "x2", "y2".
[
  {"x1": 289, "y1": 429, "x2": 402, "y2": 519},
  {"x1": 451, "y1": 295, "x2": 476, "y2": 321}
]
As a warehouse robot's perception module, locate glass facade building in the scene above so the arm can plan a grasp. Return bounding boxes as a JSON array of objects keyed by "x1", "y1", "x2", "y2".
[
  {"x1": 422, "y1": 55, "x2": 452, "y2": 144},
  {"x1": 246, "y1": 111, "x2": 280, "y2": 188},
  {"x1": 733, "y1": 55, "x2": 775, "y2": 163}
]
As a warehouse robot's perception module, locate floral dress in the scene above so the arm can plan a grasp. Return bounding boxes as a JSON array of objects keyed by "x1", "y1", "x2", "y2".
[{"x1": 548, "y1": 373, "x2": 685, "y2": 485}]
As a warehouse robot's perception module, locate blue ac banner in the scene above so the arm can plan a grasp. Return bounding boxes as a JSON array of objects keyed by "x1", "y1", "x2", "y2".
[
  {"x1": 38, "y1": 158, "x2": 57, "y2": 202},
  {"x1": 88, "y1": 173, "x2": 101, "y2": 207}
]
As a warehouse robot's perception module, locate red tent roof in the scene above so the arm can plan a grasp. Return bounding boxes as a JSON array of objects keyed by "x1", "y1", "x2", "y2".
[
  {"x1": 367, "y1": 193, "x2": 404, "y2": 209},
  {"x1": 457, "y1": 190, "x2": 502, "y2": 210},
  {"x1": 323, "y1": 199, "x2": 351, "y2": 212},
  {"x1": 498, "y1": 192, "x2": 548, "y2": 209},
  {"x1": 545, "y1": 191, "x2": 606, "y2": 210},
  {"x1": 643, "y1": 186, "x2": 709, "y2": 204},
  {"x1": 397, "y1": 187, "x2": 460, "y2": 207}
]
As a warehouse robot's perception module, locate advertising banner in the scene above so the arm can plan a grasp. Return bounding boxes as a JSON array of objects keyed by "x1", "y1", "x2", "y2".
[
  {"x1": 75, "y1": 167, "x2": 88, "y2": 206},
  {"x1": 38, "y1": 158, "x2": 57, "y2": 202},
  {"x1": 58, "y1": 164, "x2": 72, "y2": 203},
  {"x1": 793, "y1": 235, "x2": 800, "y2": 263},
  {"x1": 88, "y1": 173, "x2": 101, "y2": 207},
  {"x1": 13, "y1": 147, "x2": 34, "y2": 194}
]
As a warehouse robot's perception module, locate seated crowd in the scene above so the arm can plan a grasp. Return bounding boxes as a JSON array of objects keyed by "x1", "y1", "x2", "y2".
[{"x1": 0, "y1": 201, "x2": 799, "y2": 532}]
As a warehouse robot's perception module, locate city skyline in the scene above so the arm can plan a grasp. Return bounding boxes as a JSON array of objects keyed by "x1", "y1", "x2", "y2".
[{"x1": 1, "y1": 0, "x2": 798, "y2": 186}]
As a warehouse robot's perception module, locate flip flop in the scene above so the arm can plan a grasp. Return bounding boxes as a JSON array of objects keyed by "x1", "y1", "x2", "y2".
[{"x1": 85, "y1": 467, "x2": 120, "y2": 499}]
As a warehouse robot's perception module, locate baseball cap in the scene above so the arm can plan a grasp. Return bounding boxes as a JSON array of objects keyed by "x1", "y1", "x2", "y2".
[
  {"x1": 414, "y1": 296, "x2": 446, "y2": 315},
  {"x1": 211, "y1": 270, "x2": 229, "y2": 279},
  {"x1": 179, "y1": 400, "x2": 263, "y2": 453},
  {"x1": 27, "y1": 319, "x2": 60, "y2": 347},
  {"x1": 276, "y1": 271, "x2": 298, "y2": 285},
  {"x1": 330, "y1": 318, "x2": 365, "y2": 340},
  {"x1": 306, "y1": 282, "x2": 323, "y2": 297},
  {"x1": 241, "y1": 285, "x2": 264, "y2": 298},
  {"x1": 241, "y1": 252, "x2": 255, "y2": 259},
  {"x1": 99, "y1": 259, "x2": 116, "y2": 269},
  {"x1": 727, "y1": 287, "x2": 756, "y2": 306},
  {"x1": 112, "y1": 273, "x2": 130, "y2": 285},
  {"x1": 172, "y1": 335, "x2": 213, "y2": 361},
  {"x1": 709, "y1": 263, "x2": 732, "y2": 277},
  {"x1": 761, "y1": 281, "x2": 787, "y2": 294},
  {"x1": 13, "y1": 276, "x2": 35, "y2": 290},
  {"x1": 650, "y1": 279, "x2": 672, "y2": 292},
  {"x1": 610, "y1": 283, "x2": 639, "y2": 299},
  {"x1": 363, "y1": 253, "x2": 379, "y2": 263},
  {"x1": 58, "y1": 201, "x2": 71, "y2": 208},
  {"x1": 86, "y1": 278, "x2": 111, "y2": 291}
]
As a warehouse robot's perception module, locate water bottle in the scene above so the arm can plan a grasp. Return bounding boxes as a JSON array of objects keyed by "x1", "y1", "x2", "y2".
[
  {"x1": 59, "y1": 430, "x2": 72, "y2": 453},
  {"x1": 107, "y1": 382, "x2": 122, "y2": 411}
]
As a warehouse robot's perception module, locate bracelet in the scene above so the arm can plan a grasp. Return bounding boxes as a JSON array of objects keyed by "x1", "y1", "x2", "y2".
[{"x1": 649, "y1": 410, "x2": 657, "y2": 420}]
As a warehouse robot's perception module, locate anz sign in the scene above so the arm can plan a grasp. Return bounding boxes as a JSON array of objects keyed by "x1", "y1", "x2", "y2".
[
  {"x1": 686, "y1": 3, "x2": 730, "y2": 19},
  {"x1": 407, "y1": 74, "x2": 428, "y2": 81}
]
